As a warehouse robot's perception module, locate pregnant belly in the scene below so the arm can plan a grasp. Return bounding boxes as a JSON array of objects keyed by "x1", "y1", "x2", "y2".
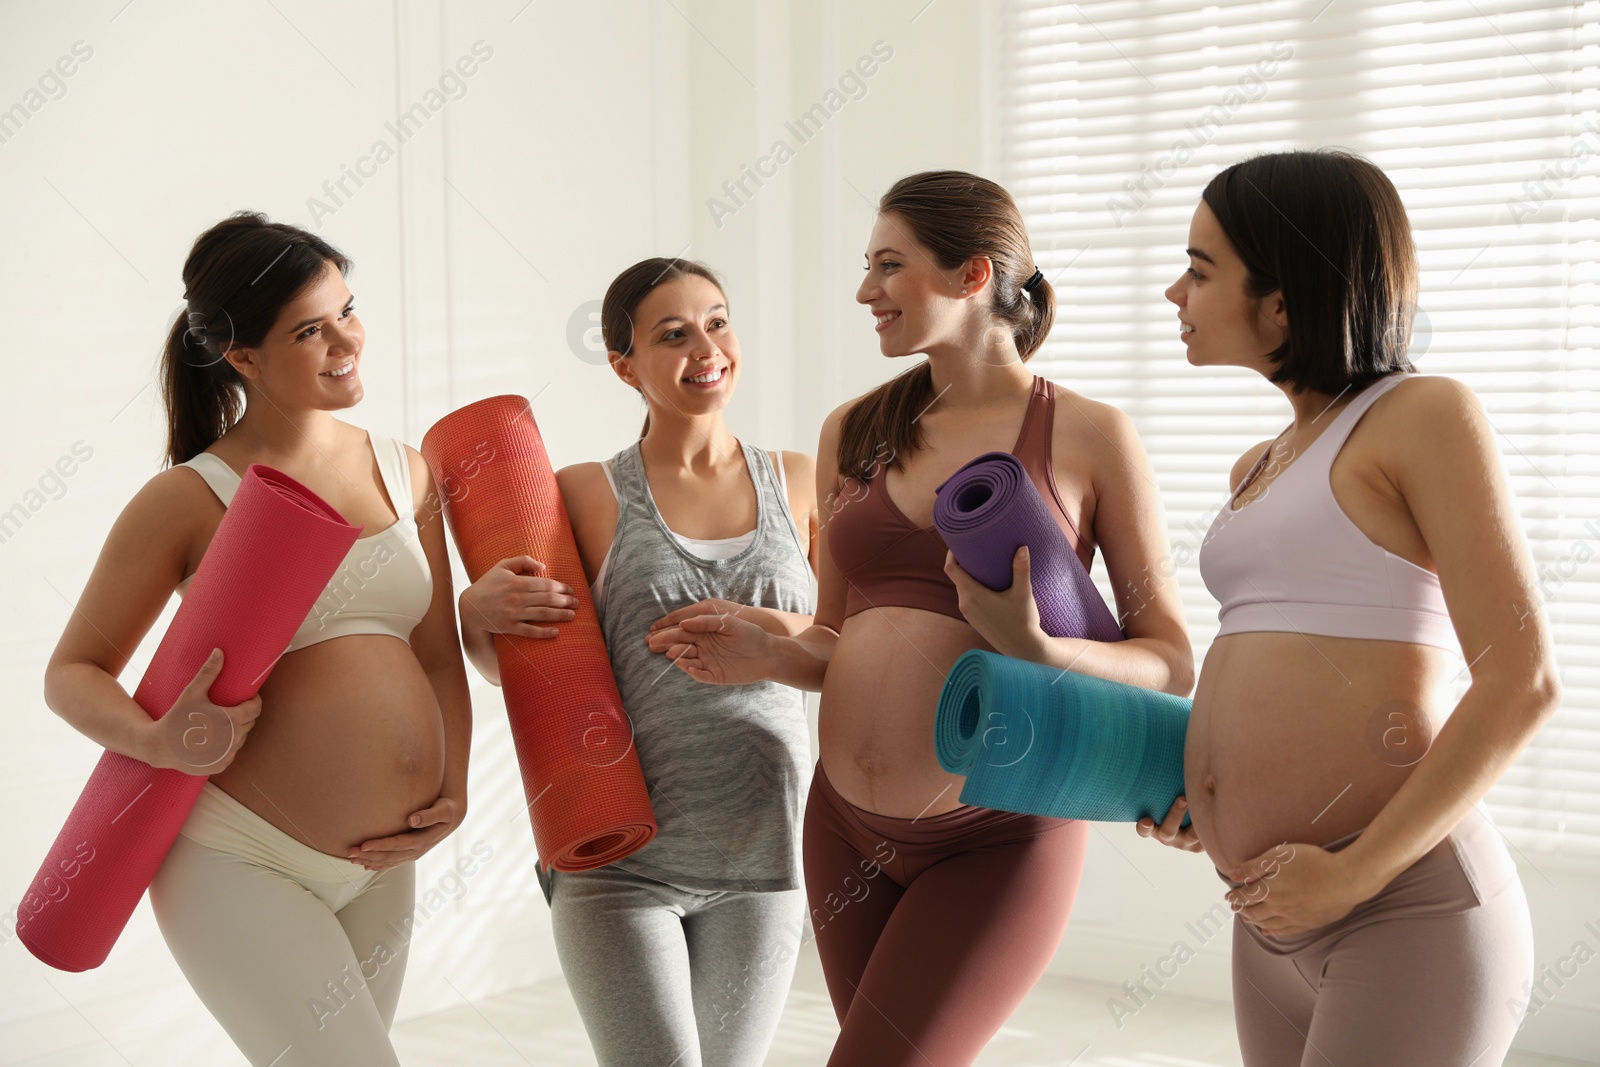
[
  {"x1": 209, "y1": 635, "x2": 446, "y2": 856},
  {"x1": 1186, "y1": 632, "x2": 1454, "y2": 875},
  {"x1": 819, "y1": 608, "x2": 994, "y2": 819}
]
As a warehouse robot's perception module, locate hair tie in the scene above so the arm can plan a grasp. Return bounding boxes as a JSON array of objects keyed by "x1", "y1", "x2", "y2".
[{"x1": 1021, "y1": 267, "x2": 1044, "y2": 292}]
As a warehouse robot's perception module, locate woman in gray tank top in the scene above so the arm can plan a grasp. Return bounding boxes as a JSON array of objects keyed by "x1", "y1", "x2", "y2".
[{"x1": 457, "y1": 258, "x2": 818, "y2": 1067}]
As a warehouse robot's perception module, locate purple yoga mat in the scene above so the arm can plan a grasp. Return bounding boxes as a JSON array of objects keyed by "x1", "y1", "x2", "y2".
[{"x1": 933, "y1": 451, "x2": 1124, "y2": 642}]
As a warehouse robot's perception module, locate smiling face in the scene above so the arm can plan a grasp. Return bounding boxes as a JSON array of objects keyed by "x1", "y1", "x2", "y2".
[
  {"x1": 856, "y1": 211, "x2": 976, "y2": 358},
  {"x1": 223, "y1": 258, "x2": 365, "y2": 409},
  {"x1": 610, "y1": 274, "x2": 739, "y2": 417},
  {"x1": 1165, "y1": 200, "x2": 1287, "y2": 375}
]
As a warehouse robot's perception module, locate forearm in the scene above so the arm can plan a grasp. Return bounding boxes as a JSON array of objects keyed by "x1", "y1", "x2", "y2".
[
  {"x1": 457, "y1": 594, "x2": 502, "y2": 686},
  {"x1": 742, "y1": 606, "x2": 815, "y2": 638},
  {"x1": 1339, "y1": 673, "x2": 1558, "y2": 897},
  {"x1": 764, "y1": 624, "x2": 837, "y2": 692},
  {"x1": 1015, "y1": 633, "x2": 1194, "y2": 696},
  {"x1": 430, "y1": 666, "x2": 474, "y2": 803},
  {"x1": 43, "y1": 662, "x2": 156, "y2": 763}
]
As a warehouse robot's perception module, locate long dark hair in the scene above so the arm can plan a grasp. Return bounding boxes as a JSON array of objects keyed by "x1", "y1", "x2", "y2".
[
  {"x1": 1201, "y1": 149, "x2": 1418, "y2": 395},
  {"x1": 837, "y1": 170, "x2": 1055, "y2": 480},
  {"x1": 160, "y1": 211, "x2": 351, "y2": 466},
  {"x1": 601, "y1": 257, "x2": 725, "y2": 439}
]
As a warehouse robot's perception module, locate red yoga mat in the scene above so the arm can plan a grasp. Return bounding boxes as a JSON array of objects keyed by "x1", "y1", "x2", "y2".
[
  {"x1": 20, "y1": 464, "x2": 361, "y2": 972},
  {"x1": 421, "y1": 394, "x2": 656, "y2": 872}
]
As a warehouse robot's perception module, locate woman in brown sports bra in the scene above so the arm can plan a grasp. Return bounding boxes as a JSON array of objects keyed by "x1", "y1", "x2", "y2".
[{"x1": 647, "y1": 170, "x2": 1194, "y2": 1066}]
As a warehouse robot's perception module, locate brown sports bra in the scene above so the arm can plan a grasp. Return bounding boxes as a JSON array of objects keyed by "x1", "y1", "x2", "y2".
[{"x1": 828, "y1": 374, "x2": 1088, "y2": 623}]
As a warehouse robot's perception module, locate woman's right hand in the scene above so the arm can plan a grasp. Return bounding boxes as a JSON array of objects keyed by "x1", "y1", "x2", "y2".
[
  {"x1": 1136, "y1": 795, "x2": 1204, "y2": 852},
  {"x1": 459, "y1": 555, "x2": 577, "y2": 639},
  {"x1": 645, "y1": 610, "x2": 775, "y2": 686},
  {"x1": 146, "y1": 648, "x2": 263, "y2": 773}
]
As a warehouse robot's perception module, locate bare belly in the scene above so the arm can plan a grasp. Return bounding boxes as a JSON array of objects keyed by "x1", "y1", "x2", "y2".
[
  {"x1": 210, "y1": 635, "x2": 446, "y2": 856},
  {"x1": 1187, "y1": 632, "x2": 1454, "y2": 874},
  {"x1": 819, "y1": 608, "x2": 996, "y2": 818}
]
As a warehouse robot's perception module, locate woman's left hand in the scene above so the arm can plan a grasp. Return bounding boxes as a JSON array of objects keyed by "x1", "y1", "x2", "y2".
[
  {"x1": 348, "y1": 795, "x2": 466, "y2": 872},
  {"x1": 944, "y1": 546, "x2": 1047, "y2": 659},
  {"x1": 1225, "y1": 842, "x2": 1371, "y2": 936}
]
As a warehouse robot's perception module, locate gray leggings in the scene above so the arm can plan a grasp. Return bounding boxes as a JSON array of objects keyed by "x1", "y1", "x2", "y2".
[
  {"x1": 548, "y1": 864, "x2": 806, "y2": 1067},
  {"x1": 1226, "y1": 805, "x2": 1533, "y2": 1066}
]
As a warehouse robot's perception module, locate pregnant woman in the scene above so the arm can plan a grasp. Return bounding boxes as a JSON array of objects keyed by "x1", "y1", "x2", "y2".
[
  {"x1": 457, "y1": 258, "x2": 817, "y2": 1067},
  {"x1": 42, "y1": 212, "x2": 471, "y2": 1066},
  {"x1": 1140, "y1": 149, "x2": 1557, "y2": 1065},
  {"x1": 648, "y1": 170, "x2": 1194, "y2": 1066}
]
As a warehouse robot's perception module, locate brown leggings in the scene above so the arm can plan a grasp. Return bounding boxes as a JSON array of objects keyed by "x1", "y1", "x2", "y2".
[
  {"x1": 1226, "y1": 806, "x2": 1533, "y2": 1066},
  {"x1": 803, "y1": 759, "x2": 1089, "y2": 1067}
]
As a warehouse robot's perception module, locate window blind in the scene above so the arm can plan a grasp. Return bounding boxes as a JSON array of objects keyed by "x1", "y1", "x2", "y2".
[{"x1": 1002, "y1": 0, "x2": 1600, "y2": 858}]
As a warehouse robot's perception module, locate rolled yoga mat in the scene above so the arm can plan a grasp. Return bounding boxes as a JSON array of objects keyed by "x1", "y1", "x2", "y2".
[
  {"x1": 420, "y1": 394, "x2": 657, "y2": 872},
  {"x1": 20, "y1": 465, "x2": 361, "y2": 972},
  {"x1": 933, "y1": 451, "x2": 1124, "y2": 642},
  {"x1": 936, "y1": 649, "x2": 1191, "y2": 826}
]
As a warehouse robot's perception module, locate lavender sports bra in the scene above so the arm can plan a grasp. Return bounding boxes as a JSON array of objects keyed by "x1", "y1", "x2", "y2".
[{"x1": 1198, "y1": 373, "x2": 1457, "y2": 652}]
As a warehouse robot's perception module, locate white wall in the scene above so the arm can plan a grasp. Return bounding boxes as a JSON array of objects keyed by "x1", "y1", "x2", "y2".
[{"x1": 2, "y1": 1, "x2": 1596, "y2": 1063}]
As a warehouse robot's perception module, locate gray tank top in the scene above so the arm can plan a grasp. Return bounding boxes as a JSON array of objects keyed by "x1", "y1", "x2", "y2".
[{"x1": 537, "y1": 439, "x2": 814, "y2": 899}]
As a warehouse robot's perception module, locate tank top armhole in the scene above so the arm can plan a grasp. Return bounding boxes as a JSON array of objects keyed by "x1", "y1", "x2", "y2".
[
  {"x1": 1031, "y1": 380, "x2": 1089, "y2": 557},
  {"x1": 592, "y1": 458, "x2": 619, "y2": 606}
]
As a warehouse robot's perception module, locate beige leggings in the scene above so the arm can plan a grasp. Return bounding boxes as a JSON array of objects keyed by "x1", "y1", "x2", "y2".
[
  {"x1": 148, "y1": 783, "x2": 415, "y2": 1067},
  {"x1": 1225, "y1": 804, "x2": 1533, "y2": 1067}
]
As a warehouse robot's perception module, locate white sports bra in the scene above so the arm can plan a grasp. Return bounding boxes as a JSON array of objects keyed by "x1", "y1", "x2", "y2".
[{"x1": 174, "y1": 432, "x2": 433, "y2": 652}]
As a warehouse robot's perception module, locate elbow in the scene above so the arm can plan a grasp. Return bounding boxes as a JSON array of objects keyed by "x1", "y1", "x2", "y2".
[
  {"x1": 1163, "y1": 648, "x2": 1197, "y2": 698},
  {"x1": 1528, "y1": 664, "x2": 1563, "y2": 726},
  {"x1": 42, "y1": 660, "x2": 72, "y2": 718}
]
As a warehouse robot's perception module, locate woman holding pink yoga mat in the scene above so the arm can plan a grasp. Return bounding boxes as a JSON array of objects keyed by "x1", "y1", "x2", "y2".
[
  {"x1": 647, "y1": 171, "x2": 1195, "y2": 1066},
  {"x1": 1138, "y1": 150, "x2": 1555, "y2": 1065},
  {"x1": 457, "y1": 258, "x2": 817, "y2": 1067},
  {"x1": 41, "y1": 212, "x2": 472, "y2": 1065}
]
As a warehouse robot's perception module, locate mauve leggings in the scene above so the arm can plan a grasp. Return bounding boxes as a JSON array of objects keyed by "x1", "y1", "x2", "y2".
[
  {"x1": 1226, "y1": 804, "x2": 1534, "y2": 1066},
  {"x1": 803, "y1": 759, "x2": 1088, "y2": 1067}
]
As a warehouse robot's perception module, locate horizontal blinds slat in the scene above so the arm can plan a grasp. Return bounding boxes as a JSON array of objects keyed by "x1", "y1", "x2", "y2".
[{"x1": 1006, "y1": 0, "x2": 1600, "y2": 857}]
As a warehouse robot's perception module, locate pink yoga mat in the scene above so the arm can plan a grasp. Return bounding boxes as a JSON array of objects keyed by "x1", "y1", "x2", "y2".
[{"x1": 19, "y1": 464, "x2": 361, "y2": 972}]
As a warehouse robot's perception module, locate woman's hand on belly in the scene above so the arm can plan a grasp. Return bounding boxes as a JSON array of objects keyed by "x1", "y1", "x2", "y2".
[
  {"x1": 1224, "y1": 841, "x2": 1369, "y2": 937},
  {"x1": 348, "y1": 794, "x2": 466, "y2": 871}
]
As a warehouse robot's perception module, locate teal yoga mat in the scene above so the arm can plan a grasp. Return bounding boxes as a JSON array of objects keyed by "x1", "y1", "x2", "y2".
[{"x1": 935, "y1": 649, "x2": 1191, "y2": 825}]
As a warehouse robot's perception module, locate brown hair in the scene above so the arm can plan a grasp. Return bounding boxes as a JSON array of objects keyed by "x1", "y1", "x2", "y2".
[
  {"x1": 1201, "y1": 149, "x2": 1418, "y2": 395},
  {"x1": 601, "y1": 257, "x2": 725, "y2": 439},
  {"x1": 161, "y1": 211, "x2": 351, "y2": 466},
  {"x1": 837, "y1": 170, "x2": 1054, "y2": 480}
]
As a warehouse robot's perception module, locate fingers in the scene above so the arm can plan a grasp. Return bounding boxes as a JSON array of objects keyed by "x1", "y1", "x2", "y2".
[
  {"x1": 500, "y1": 555, "x2": 547, "y2": 575},
  {"x1": 183, "y1": 647, "x2": 225, "y2": 693},
  {"x1": 407, "y1": 802, "x2": 452, "y2": 829}
]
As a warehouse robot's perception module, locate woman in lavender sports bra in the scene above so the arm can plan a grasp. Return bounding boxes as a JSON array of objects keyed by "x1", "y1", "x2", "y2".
[{"x1": 1139, "y1": 149, "x2": 1559, "y2": 1065}]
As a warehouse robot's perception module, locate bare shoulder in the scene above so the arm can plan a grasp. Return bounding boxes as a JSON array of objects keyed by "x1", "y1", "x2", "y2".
[
  {"x1": 777, "y1": 450, "x2": 817, "y2": 499},
  {"x1": 105, "y1": 463, "x2": 217, "y2": 574},
  {"x1": 555, "y1": 460, "x2": 608, "y2": 498},
  {"x1": 142, "y1": 461, "x2": 226, "y2": 525},
  {"x1": 1369, "y1": 373, "x2": 1481, "y2": 428},
  {"x1": 555, "y1": 461, "x2": 617, "y2": 525},
  {"x1": 1046, "y1": 380, "x2": 1148, "y2": 474},
  {"x1": 1048, "y1": 380, "x2": 1126, "y2": 436}
]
